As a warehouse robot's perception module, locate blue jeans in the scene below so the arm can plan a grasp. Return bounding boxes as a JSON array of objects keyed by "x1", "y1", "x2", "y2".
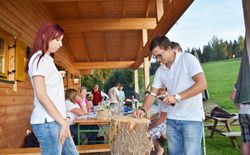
[
  {"x1": 32, "y1": 121, "x2": 78, "y2": 155},
  {"x1": 166, "y1": 119, "x2": 203, "y2": 155}
]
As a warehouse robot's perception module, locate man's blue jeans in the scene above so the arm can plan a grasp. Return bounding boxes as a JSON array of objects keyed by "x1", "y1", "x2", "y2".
[
  {"x1": 166, "y1": 119, "x2": 203, "y2": 155},
  {"x1": 32, "y1": 121, "x2": 78, "y2": 155}
]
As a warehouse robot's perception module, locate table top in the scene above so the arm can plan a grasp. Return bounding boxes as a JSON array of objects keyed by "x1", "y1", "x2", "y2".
[
  {"x1": 205, "y1": 113, "x2": 238, "y2": 121},
  {"x1": 74, "y1": 118, "x2": 111, "y2": 125}
]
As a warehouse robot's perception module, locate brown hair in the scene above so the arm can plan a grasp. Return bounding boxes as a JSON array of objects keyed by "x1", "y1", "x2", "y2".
[
  {"x1": 78, "y1": 86, "x2": 87, "y2": 95},
  {"x1": 26, "y1": 22, "x2": 64, "y2": 71},
  {"x1": 150, "y1": 35, "x2": 171, "y2": 51},
  {"x1": 65, "y1": 89, "x2": 77, "y2": 103}
]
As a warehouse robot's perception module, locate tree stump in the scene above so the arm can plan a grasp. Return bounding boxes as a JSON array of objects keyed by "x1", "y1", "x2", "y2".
[{"x1": 109, "y1": 116, "x2": 153, "y2": 155}]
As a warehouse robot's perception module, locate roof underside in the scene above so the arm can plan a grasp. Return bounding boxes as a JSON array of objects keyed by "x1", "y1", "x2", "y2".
[{"x1": 41, "y1": 0, "x2": 193, "y2": 71}]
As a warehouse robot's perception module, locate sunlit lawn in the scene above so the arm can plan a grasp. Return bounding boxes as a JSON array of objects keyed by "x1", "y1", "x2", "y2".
[
  {"x1": 202, "y1": 59, "x2": 241, "y2": 155},
  {"x1": 202, "y1": 59, "x2": 241, "y2": 112}
]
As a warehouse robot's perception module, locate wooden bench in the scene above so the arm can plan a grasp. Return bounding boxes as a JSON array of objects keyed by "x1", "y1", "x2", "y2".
[
  {"x1": 0, "y1": 144, "x2": 110, "y2": 155},
  {"x1": 221, "y1": 132, "x2": 241, "y2": 149},
  {"x1": 204, "y1": 123, "x2": 225, "y2": 127},
  {"x1": 77, "y1": 144, "x2": 110, "y2": 154}
]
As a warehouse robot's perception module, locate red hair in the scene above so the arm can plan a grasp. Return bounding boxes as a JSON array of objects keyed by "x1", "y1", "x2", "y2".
[{"x1": 26, "y1": 22, "x2": 64, "y2": 71}]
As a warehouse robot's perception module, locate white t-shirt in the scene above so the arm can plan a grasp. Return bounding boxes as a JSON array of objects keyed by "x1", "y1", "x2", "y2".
[
  {"x1": 158, "y1": 101, "x2": 169, "y2": 113},
  {"x1": 28, "y1": 51, "x2": 66, "y2": 124},
  {"x1": 108, "y1": 87, "x2": 120, "y2": 103},
  {"x1": 65, "y1": 99, "x2": 80, "y2": 125},
  {"x1": 157, "y1": 101, "x2": 169, "y2": 119},
  {"x1": 239, "y1": 104, "x2": 250, "y2": 114},
  {"x1": 152, "y1": 52, "x2": 205, "y2": 121}
]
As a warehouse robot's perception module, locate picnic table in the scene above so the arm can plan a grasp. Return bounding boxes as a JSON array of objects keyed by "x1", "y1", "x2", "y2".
[
  {"x1": 74, "y1": 116, "x2": 110, "y2": 145},
  {"x1": 205, "y1": 114, "x2": 241, "y2": 148}
]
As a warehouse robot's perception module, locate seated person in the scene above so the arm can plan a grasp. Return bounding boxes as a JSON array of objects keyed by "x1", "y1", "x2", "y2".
[
  {"x1": 148, "y1": 88, "x2": 168, "y2": 155},
  {"x1": 108, "y1": 83, "x2": 121, "y2": 104},
  {"x1": 77, "y1": 86, "x2": 93, "y2": 112},
  {"x1": 118, "y1": 85, "x2": 126, "y2": 102},
  {"x1": 65, "y1": 89, "x2": 99, "y2": 144}
]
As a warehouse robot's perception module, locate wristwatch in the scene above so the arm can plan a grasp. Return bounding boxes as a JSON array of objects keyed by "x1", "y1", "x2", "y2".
[{"x1": 175, "y1": 94, "x2": 182, "y2": 103}]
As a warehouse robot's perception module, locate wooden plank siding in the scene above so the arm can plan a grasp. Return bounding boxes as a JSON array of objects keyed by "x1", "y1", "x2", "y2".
[
  {"x1": 0, "y1": 82, "x2": 33, "y2": 148},
  {"x1": 0, "y1": 0, "x2": 77, "y2": 148}
]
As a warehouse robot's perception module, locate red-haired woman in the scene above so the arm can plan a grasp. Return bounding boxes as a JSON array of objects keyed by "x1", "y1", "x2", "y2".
[{"x1": 26, "y1": 22, "x2": 78, "y2": 155}]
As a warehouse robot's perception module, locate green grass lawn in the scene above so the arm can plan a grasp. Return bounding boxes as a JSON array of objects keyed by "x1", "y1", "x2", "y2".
[
  {"x1": 202, "y1": 59, "x2": 241, "y2": 155},
  {"x1": 202, "y1": 59, "x2": 241, "y2": 112}
]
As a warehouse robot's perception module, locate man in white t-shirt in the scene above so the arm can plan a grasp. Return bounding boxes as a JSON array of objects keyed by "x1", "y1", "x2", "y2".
[
  {"x1": 108, "y1": 83, "x2": 121, "y2": 104},
  {"x1": 133, "y1": 36, "x2": 207, "y2": 155}
]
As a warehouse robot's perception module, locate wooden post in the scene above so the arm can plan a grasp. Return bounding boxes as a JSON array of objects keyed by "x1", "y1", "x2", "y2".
[
  {"x1": 155, "y1": 0, "x2": 164, "y2": 22},
  {"x1": 143, "y1": 57, "x2": 150, "y2": 90},
  {"x1": 142, "y1": 29, "x2": 150, "y2": 90},
  {"x1": 134, "y1": 69, "x2": 139, "y2": 95}
]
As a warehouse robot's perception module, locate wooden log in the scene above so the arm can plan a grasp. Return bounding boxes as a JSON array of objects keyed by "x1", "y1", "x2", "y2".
[{"x1": 109, "y1": 116, "x2": 153, "y2": 155}]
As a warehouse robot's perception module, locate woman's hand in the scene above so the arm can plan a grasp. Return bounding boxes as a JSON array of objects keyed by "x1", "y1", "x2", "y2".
[
  {"x1": 88, "y1": 102, "x2": 93, "y2": 110},
  {"x1": 59, "y1": 121, "x2": 69, "y2": 145}
]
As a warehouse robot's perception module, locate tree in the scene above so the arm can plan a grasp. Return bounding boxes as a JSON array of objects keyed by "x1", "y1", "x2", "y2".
[
  {"x1": 105, "y1": 69, "x2": 135, "y2": 98},
  {"x1": 150, "y1": 61, "x2": 160, "y2": 75},
  {"x1": 81, "y1": 69, "x2": 113, "y2": 91}
]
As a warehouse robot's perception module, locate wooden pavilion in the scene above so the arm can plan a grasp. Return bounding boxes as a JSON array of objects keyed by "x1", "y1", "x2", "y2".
[{"x1": 0, "y1": 0, "x2": 193, "y2": 148}]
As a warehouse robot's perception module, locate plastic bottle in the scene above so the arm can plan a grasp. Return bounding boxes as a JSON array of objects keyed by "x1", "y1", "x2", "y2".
[{"x1": 132, "y1": 95, "x2": 135, "y2": 109}]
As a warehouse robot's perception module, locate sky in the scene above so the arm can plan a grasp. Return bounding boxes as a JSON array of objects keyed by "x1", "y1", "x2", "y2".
[{"x1": 167, "y1": 0, "x2": 245, "y2": 51}]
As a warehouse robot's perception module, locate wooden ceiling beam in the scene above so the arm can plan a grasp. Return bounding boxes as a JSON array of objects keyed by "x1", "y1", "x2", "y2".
[
  {"x1": 136, "y1": 0, "x2": 150, "y2": 58},
  {"x1": 156, "y1": 0, "x2": 164, "y2": 22},
  {"x1": 42, "y1": 0, "x2": 103, "y2": 2},
  {"x1": 81, "y1": 32, "x2": 90, "y2": 62},
  {"x1": 73, "y1": 61, "x2": 135, "y2": 69},
  {"x1": 122, "y1": 0, "x2": 126, "y2": 17},
  {"x1": 80, "y1": 69, "x2": 94, "y2": 75},
  {"x1": 133, "y1": 0, "x2": 194, "y2": 69},
  {"x1": 58, "y1": 18, "x2": 156, "y2": 32}
]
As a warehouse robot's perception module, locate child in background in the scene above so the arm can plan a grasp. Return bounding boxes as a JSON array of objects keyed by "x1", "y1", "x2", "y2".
[
  {"x1": 119, "y1": 85, "x2": 126, "y2": 102},
  {"x1": 66, "y1": 89, "x2": 99, "y2": 145},
  {"x1": 148, "y1": 88, "x2": 168, "y2": 155},
  {"x1": 77, "y1": 86, "x2": 93, "y2": 112}
]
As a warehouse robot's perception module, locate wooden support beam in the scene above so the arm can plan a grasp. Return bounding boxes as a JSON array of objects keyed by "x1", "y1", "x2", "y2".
[
  {"x1": 42, "y1": 0, "x2": 103, "y2": 2},
  {"x1": 134, "y1": 69, "x2": 139, "y2": 95},
  {"x1": 58, "y1": 18, "x2": 156, "y2": 32},
  {"x1": 143, "y1": 57, "x2": 150, "y2": 90},
  {"x1": 122, "y1": 0, "x2": 126, "y2": 17},
  {"x1": 82, "y1": 32, "x2": 90, "y2": 62},
  {"x1": 73, "y1": 61, "x2": 135, "y2": 70},
  {"x1": 134, "y1": 0, "x2": 194, "y2": 69},
  {"x1": 80, "y1": 69, "x2": 94, "y2": 75},
  {"x1": 142, "y1": 29, "x2": 148, "y2": 46},
  {"x1": 142, "y1": 29, "x2": 150, "y2": 90},
  {"x1": 156, "y1": 0, "x2": 164, "y2": 22},
  {"x1": 136, "y1": 0, "x2": 151, "y2": 58}
]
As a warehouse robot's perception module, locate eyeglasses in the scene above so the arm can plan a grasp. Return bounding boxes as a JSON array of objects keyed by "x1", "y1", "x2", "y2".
[{"x1": 152, "y1": 50, "x2": 166, "y2": 60}]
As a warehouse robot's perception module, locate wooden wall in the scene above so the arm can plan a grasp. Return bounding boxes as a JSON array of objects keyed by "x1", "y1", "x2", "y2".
[
  {"x1": 0, "y1": 82, "x2": 33, "y2": 148},
  {"x1": 0, "y1": 0, "x2": 78, "y2": 148}
]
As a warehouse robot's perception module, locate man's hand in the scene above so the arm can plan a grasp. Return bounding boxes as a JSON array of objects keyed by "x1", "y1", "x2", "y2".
[
  {"x1": 133, "y1": 109, "x2": 146, "y2": 119},
  {"x1": 230, "y1": 89, "x2": 236, "y2": 101},
  {"x1": 163, "y1": 95, "x2": 177, "y2": 106}
]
